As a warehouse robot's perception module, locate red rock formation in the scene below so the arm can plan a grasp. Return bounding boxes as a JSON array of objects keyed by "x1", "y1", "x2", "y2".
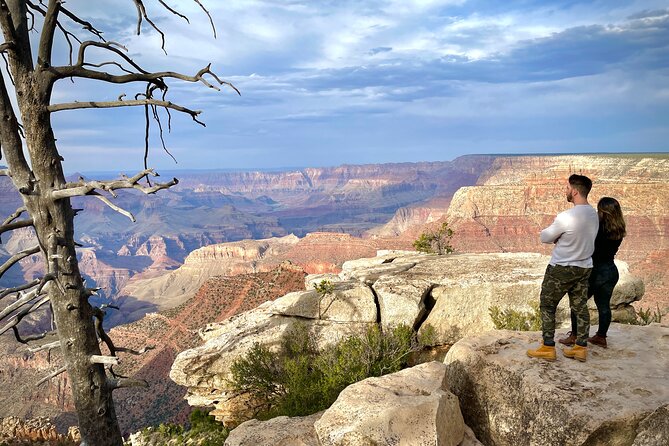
[
  {"x1": 410, "y1": 155, "x2": 669, "y2": 310},
  {"x1": 109, "y1": 263, "x2": 307, "y2": 434}
]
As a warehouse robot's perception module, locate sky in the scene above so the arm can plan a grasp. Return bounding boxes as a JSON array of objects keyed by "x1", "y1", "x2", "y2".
[{"x1": 36, "y1": 1, "x2": 669, "y2": 171}]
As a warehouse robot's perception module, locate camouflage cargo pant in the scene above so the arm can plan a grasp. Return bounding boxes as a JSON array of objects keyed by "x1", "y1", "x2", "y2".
[{"x1": 540, "y1": 264, "x2": 592, "y2": 346}]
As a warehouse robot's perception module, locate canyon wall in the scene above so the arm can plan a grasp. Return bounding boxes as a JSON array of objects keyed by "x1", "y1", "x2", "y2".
[{"x1": 442, "y1": 155, "x2": 669, "y2": 309}]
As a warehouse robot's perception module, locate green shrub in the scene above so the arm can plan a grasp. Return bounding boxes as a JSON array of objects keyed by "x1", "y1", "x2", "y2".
[
  {"x1": 489, "y1": 302, "x2": 542, "y2": 331},
  {"x1": 129, "y1": 409, "x2": 228, "y2": 446},
  {"x1": 413, "y1": 222, "x2": 454, "y2": 255},
  {"x1": 313, "y1": 279, "x2": 336, "y2": 318},
  {"x1": 229, "y1": 323, "x2": 426, "y2": 420},
  {"x1": 313, "y1": 279, "x2": 335, "y2": 296},
  {"x1": 622, "y1": 306, "x2": 663, "y2": 326}
]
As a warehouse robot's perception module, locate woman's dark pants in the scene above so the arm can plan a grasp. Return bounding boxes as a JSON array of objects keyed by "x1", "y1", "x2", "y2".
[{"x1": 571, "y1": 262, "x2": 619, "y2": 337}]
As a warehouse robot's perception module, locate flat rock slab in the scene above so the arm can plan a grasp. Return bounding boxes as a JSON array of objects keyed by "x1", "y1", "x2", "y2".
[
  {"x1": 224, "y1": 412, "x2": 322, "y2": 446},
  {"x1": 315, "y1": 362, "x2": 465, "y2": 446},
  {"x1": 444, "y1": 323, "x2": 669, "y2": 446}
]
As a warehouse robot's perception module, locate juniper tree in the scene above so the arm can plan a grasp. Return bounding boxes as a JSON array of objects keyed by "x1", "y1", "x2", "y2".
[{"x1": 0, "y1": 1, "x2": 237, "y2": 444}]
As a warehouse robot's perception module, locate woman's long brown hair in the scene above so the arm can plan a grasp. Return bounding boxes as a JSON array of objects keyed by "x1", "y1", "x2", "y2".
[{"x1": 598, "y1": 197, "x2": 626, "y2": 240}]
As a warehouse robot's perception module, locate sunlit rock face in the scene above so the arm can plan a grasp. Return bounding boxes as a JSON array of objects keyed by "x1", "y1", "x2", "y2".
[
  {"x1": 444, "y1": 324, "x2": 669, "y2": 446},
  {"x1": 170, "y1": 251, "x2": 645, "y2": 428}
]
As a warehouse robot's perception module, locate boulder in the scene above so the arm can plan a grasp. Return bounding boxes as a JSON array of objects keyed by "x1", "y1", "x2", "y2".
[
  {"x1": 339, "y1": 252, "x2": 430, "y2": 284},
  {"x1": 314, "y1": 362, "x2": 465, "y2": 446},
  {"x1": 444, "y1": 324, "x2": 669, "y2": 446},
  {"x1": 269, "y1": 281, "x2": 377, "y2": 322},
  {"x1": 416, "y1": 253, "x2": 562, "y2": 344},
  {"x1": 373, "y1": 274, "x2": 434, "y2": 331},
  {"x1": 225, "y1": 412, "x2": 322, "y2": 446}
]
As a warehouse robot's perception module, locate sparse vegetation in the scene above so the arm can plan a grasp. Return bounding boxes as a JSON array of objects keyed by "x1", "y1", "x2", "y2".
[
  {"x1": 313, "y1": 279, "x2": 336, "y2": 318},
  {"x1": 228, "y1": 323, "x2": 429, "y2": 419},
  {"x1": 489, "y1": 303, "x2": 542, "y2": 331},
  {"x1": 413, "y1": 222, "x2": 455, "y2": 255},
  {"x1": 128, "y1": 409, "x2": 228, "y2": 446},
  {"x1": 621, "y1": 306, "x2": 664, "y2": 326}
]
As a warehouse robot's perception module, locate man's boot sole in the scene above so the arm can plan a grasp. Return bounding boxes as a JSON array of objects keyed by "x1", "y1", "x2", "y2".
[
  {"x1": 562, "y1": 351, "x2": 587, "y2": 362},
  {"x1": 527, "y1": 352, "x2": 556, "y2": 362}
]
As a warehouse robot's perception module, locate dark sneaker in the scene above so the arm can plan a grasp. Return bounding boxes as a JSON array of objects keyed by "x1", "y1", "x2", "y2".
[
  {"x1": 588, "y1": 334, "x2": 608, "y2": 348},
  {"x1": 558, "y1": 331, "x2": 576, "y2": 346}
]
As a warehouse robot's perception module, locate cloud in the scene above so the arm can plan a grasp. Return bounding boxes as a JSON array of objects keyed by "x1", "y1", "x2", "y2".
[{"x1": 40, "y1": 1, "x2": 669, "y2": 172}]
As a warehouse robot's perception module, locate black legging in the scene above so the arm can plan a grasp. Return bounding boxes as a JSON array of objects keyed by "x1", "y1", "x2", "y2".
[{"x1": 570, "y1": 262, "x2": 619, "y2": 337}]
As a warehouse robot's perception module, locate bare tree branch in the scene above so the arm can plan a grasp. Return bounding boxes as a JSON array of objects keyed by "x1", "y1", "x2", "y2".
[
  {"x1": 157, "y1": 0, "x2": 189, "y2": 24},
  {"x1": 36, "y1": 365, "x2": 67, "y2": 386},
  {"x1": 0, "y1": 279, "x2": 40, "y2": 301},
  {"x1": 108, "y1": 377, "x2": 149, "y2": 390},
  {"x1": 0, "y1": 245, "x2": 41, "y2": 278},
  {"x1": 133, "y1": 0, "x2": 167, "y2": 53},
  {"x1": 90, "y1": 355, "x2": 119, "y2": 365},
  {"x1": 92, "y1": 193, "x2": 136, "y2": 222},
  {"x1": 49, "y1": 63, "x2": 240, "y2": 95},
  {"x1": 12, "y1": 326, "x2": 48, "y2": 343},
  {"x1": 193, "y1": 0, "x2": 216, "y2": 38},
  {"x1": 0, "y1": 295, "x2": 50, "y2": 341},
  {"x1": 36, "y1": 0, "x2": 60, "y2": 67},
  {"x1": 2, "y1": 206, "x2": 27, "y2": 225},
  {"x1": 28, "y1": 340, "x2": 60, "y2": 353},
  {"x1": 0, "y1": 284, "x2": 44, "y2": 321},
  {"x1": 47, "y1": 98, "x2": 206, "y2": 124},
  {"x1": 0, "y1": 218, "x2": 33, "y2": 241},
  {"x1": 51, "y1": 169, "x2": 178, "y2": 200}
]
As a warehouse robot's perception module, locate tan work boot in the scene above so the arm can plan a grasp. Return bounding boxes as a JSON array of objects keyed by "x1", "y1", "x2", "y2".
[
  {"x1": 558, "y1": 331, "x2": 576, "y2": 346},
  {"x1": 562, "y1": 344, "x2": 587, "y2": 362},
  {"x1": 527, "y1": 342, "x2": 556, "y2": 361}
]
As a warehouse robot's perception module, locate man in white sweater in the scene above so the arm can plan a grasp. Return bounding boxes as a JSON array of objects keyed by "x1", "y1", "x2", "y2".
[{"x1": 527, "y1": 174, "x2": 599, "y2": 362}]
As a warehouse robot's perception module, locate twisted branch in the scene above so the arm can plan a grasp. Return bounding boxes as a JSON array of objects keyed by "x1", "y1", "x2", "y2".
[
  {"x1": 51, "y1": 169, "x2": 178, "y2": 201},
  {"x1": 0, "y1": 245, "x2": 41, "y2": 278}
]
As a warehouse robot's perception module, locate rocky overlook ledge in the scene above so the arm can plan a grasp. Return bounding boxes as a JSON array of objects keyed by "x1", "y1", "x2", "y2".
[{"x1": 169, "y1": 251, "x2": 652, "y2": 441}]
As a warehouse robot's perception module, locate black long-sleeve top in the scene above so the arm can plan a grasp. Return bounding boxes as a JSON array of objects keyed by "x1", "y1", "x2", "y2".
[{"x1": 591, "y1": 225, "x2": 623, "y2": 266}]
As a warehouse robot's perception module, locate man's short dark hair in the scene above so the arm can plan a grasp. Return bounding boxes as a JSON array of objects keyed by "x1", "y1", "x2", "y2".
[{"x1": 569, "y1": 174, "x2": 592, "y2": 197}]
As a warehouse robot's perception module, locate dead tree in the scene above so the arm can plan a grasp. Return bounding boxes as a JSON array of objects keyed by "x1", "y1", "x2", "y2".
[{"x1": 0, "y1": 1, "x2": 237, "y2": 444}]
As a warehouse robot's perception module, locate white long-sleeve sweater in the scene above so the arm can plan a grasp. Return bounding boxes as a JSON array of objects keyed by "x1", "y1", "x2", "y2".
[{"x1": 540, "y1": 204, "x2": 599, "y2": 267}]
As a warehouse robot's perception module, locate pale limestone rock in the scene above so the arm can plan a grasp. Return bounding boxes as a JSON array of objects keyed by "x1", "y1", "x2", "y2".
[
  {"x1": 268, "y1": 281, "x2": 377, "y2": 322},
  {"x1": 224, "y1": 412, "x2": 322, "y2": 446},
  {"x1": 339, "y1": 252, "x2": 430, "y2": 283},
  {"x1": 444, "y1": 324, "x2": 669, "y2": 446},
  {"x1": 416, "y1": 253, "x2": 563, "y2": 344},
  {"x1": 373, "y1": 274, "x2": 433, "y2": 331},
  {"x1": 341, "y1": 262, "x2": 418, "y2": 285},
  {"x1": 461, "y1": 425, "x2": 485, "y2": 446},
  {"x1": 632, "y1": 405, "x2": 669, "y2": 446},
  {"x1": 314, "y1": 362, "x2": 465, "y2": 446},
  {"x1": 305, "y1": 273, "x2": 342, "y2": 289}
]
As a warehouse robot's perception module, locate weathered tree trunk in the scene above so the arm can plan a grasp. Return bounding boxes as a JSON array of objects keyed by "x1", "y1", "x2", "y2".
[
  {"x1": 1, "y1": 1, "x2": 122, "y2": 444},
  {"x1": 0, "y1": 2, "x2": 232, "y2": 444}
]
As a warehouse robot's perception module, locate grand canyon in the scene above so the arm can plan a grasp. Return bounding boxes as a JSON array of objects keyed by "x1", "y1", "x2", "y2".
[{"x1": 1, "y1": 153, "x2": 668, "y2": 440}]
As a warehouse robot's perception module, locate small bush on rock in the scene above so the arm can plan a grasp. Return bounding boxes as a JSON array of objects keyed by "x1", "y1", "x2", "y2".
[
  {"x1": 489, "y1": 303, "x2": 542, "y2": 331},
  {"x1": 413, "y1": 221, "x2": 455, "y2": 255},
  {"x1": 229, "y1": 323, "x2": 427, "y2": 419}
]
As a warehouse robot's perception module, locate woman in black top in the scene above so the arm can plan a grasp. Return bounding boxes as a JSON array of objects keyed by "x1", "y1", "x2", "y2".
[{"x1": 559, "y1": 197, "x2": 627, "y2": 348}]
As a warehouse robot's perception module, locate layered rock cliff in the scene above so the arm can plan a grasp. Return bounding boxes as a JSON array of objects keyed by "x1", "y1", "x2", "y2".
[
  {"x1": 170, "y1": 251, "x2": 645, "y2": 427},
  {"x1": 443, "y1": 155, "x2": 669, "y2": 310}
]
